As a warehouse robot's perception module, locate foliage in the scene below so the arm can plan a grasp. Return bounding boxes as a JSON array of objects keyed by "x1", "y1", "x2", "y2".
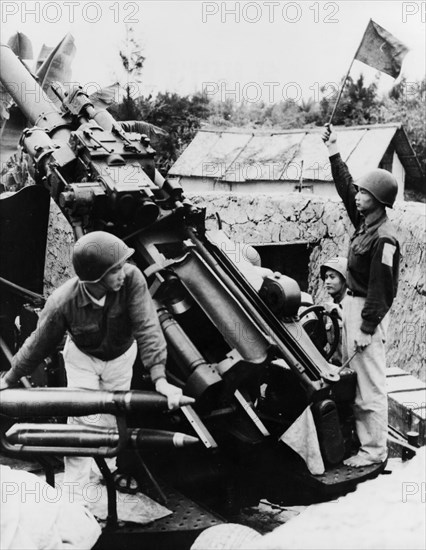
[
  {"x1": 138, "y1": 92, "x2": 211, "y2": 174},
  {"x1": 205, "y1": 75, "x2": 382, "y2": 128},
  {"x1": 318, "y1": 74, "x2": 381, "y2": 125},
  {"x1": 118, "y1": 25, "x2": 145, "y2": 104},
  {"x1": 109, "y1": 92, "x2": 211, "y2": 175}
]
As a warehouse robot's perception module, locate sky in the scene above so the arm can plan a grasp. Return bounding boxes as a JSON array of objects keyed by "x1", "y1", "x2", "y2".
[{"x1": 1, "y1": 1, "x2": 425, "y2": 104}]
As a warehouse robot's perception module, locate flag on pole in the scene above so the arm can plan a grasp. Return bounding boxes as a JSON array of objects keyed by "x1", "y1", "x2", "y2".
[{"x1": 355, "y1": 19, "x2": 409, "y2": 78}]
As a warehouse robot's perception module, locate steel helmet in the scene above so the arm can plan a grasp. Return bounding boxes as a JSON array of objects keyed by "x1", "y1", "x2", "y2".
[
  {"x1": 73, "y1": 231, "x2": 134, "y2": 283},
  {"x1": 356, "y1": 169, "x2": 398, "y2": 207},
  {"x1": 320, "y1": 256, "x2": 347, "y2": 282}
]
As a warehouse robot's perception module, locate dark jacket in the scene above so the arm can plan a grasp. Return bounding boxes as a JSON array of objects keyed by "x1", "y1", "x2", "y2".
[{"x1": 330, "y1": 153, "x2": 399, "y2": 334}]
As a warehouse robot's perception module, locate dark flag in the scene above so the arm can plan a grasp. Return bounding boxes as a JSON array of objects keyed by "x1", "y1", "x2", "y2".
[{"x1": 355, "y1": 19, "x2": 409, "y2": 78}]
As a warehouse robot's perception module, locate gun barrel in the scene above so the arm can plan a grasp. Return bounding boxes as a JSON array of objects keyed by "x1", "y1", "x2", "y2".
[
  {"x1": 0, "y1": 388, "x2": 191, "y2": 418},
  {"x1": 0, "y1": 44, "x2": 68, "y2": 138},
  {"x1": 5, "y1": 424, "x2": 200, "y2": 450}
]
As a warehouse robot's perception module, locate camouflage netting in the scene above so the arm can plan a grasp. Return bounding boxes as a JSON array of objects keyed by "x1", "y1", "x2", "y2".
[{"x1": 45, "y1": 193, "x2": 425, "y2": 381}]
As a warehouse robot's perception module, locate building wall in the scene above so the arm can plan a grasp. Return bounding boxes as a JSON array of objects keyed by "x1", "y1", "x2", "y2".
[{"x1": 45, "y1": 193, "x2": 425, "y2": 381}]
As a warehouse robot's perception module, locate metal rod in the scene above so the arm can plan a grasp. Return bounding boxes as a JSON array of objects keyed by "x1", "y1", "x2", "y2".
[
  {"x1": 0, "y1": 276, "x2": 45, "y2": 305},
  {"x1": 135, "y1": 450, "x2": 168, "y2": 506},
  {"x1": 337, "y1": 349, "x2": 359, "y2": 371},
  {"x1": 94, "y1": 457, "x2": 118, "y2": 528}
]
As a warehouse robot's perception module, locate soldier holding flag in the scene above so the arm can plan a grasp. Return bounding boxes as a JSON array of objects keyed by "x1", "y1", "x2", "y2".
[
  {"x1": 320, "y1": 20, "x2": 407, "y2": 467},
  {"x1": 322, "y1": 125, "x2": 400, "y2": 467}
]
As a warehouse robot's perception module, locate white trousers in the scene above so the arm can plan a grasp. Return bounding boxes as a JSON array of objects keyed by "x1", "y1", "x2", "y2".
[
  {"x1": 62, "y1": 337, "x2": 137, "y2": 503},
  {"x1": 342, "y1": 296, "x2": 389, "y2": 463}
]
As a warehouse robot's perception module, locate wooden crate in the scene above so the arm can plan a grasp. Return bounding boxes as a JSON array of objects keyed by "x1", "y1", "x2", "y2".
[{"x1": 386, "y1": 367, "x2": 426, "y2": 446}]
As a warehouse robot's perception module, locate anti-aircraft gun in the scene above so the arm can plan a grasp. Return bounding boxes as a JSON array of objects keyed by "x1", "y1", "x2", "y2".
[{"x1": 0, "y1": 43, "x2": 386, "y2": 548}]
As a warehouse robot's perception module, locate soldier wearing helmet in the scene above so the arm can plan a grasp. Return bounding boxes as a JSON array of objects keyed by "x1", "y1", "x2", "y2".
[
  {"x1": 1, "y1": 231, "x2": 192, "y2": 498},
  {"x1": 320, "y1": 256, "x2": 348, "y2": 304},
  {"x1": 323, "y1": 125, "x2": 400, "y2": 468},
  {"x1": 320, "y1": 256, "x2": 348, "y2": 366}
]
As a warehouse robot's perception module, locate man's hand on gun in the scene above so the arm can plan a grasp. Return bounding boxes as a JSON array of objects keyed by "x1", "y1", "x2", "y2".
[
  {"x1": 354, "y1": 330, "x2": 372, "y2": 352},
  {"x1": 155, "y1": 378, "x2": 195, "y2": 411}
]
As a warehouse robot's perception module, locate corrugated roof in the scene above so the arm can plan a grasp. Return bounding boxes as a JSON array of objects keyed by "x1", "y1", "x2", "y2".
[
  {"x1": 169, "y1": 124, "x2": 424, "y2": 183},
  {"x1": 346, "y1": 127, "x2": 397, "y2": 180},
  {"x1": 176, "y1": 131, "x2": 252, "y2": 178},
  {"x1": 223, "y1": 133, "x2": 303, "y2": 182}
]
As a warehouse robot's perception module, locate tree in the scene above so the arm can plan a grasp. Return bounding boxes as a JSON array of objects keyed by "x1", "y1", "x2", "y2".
[
  {"x1": 116, "y1": 24, "x2": 146, "y2": 120},
  {"x1": 122, "y1": 91, "x2": 211, "y2": 175},
  {"x1": 269, "y1": 100, "x2": 306, "y2": 128},
  {"x1": 319, "y1": 74, "x2": 380, "y2": 126}
]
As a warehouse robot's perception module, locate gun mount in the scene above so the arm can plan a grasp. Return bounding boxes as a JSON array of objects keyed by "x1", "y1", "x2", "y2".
[{"x1": 0, "y1": 43, "x2": 386, "y2": 549}]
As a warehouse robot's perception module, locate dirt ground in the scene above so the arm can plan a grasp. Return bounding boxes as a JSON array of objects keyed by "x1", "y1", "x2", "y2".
[{"x1": 238, "y1": 448, "x2": 426, "y2": 549}]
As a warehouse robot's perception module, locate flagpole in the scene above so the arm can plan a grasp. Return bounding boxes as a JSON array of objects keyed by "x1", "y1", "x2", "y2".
[
  {"x1": 327, "y1": 19, "x2": 371, "y2": 126},
  {"x1": 328, "y1": 59, "x2": 355, "y2": 125}
]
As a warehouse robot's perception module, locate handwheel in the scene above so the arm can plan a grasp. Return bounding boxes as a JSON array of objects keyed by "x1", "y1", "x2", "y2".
[{"x1": 299, "y1": 305, "x2": 340, "y2": 361}]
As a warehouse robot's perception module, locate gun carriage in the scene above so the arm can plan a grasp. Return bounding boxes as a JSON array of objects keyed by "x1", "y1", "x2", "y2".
[{"x1": 0, "y1": 42, "x2": 386, "y2": 549}]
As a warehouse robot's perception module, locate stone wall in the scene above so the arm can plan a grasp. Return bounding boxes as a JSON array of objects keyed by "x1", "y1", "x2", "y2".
[
  {"x1": 44, "y1": 193, "x2": 425, "y2": 381},
  {"x1": 44, "y1": 201, "x2": 75, "y2": 295}
]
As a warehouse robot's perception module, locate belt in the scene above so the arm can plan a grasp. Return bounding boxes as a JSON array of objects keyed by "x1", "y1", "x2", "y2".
[{"x1": 347, "y1": 289, "x2": 366, "y2": 298}]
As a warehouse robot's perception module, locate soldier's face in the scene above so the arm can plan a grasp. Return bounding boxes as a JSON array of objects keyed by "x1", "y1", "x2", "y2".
[
  {"x1": 355, "y1": 188, "x2": 379, "y2": 215},
  {"x1": 101, "y1": 263, "x2": 126, "y2": 292},
  {"x1": 324, "y1": 269, "x2": 345, "y2": 298}
]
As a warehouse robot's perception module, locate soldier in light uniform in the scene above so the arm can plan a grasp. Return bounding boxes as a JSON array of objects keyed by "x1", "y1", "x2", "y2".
[
  {"x1": 320, "y1": 256, "x2": 348, "y2": 366},
  {"x1": 0, "y1": 231, "x2": 190, "y2": 498},
  {"x1": 323, "y1": 126, "x2": 400, "y2": 467}
]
